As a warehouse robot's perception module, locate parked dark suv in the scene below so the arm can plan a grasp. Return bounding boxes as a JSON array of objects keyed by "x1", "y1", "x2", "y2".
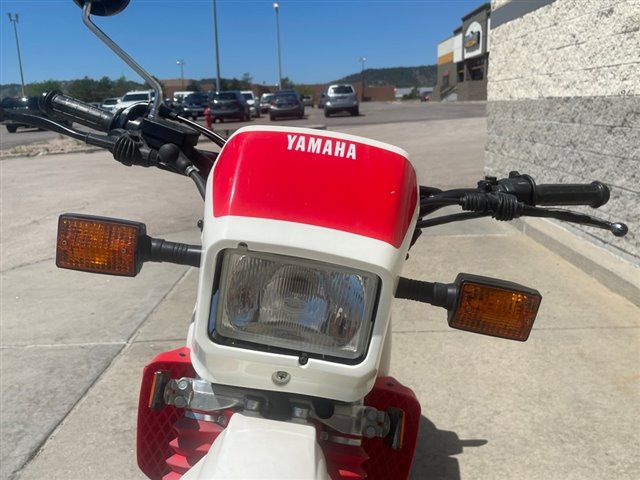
[
  {"x1": 176, "y1": 92, "x2": 209, "y2": 119},
  {"x1": 1, "y1": 96, "x2": 71, "y2": 133},
  {"x1": 209, "y1": 91, "x2": 250, "y2": 122}
]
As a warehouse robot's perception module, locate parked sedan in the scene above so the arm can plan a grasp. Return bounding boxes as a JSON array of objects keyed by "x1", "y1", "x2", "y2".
[
  {"x1": 210, "y1": 91, "x2": 251, "y2": 122},
  {"x1": 269, "y1": 92, "x2": 304, "y2": 121}
]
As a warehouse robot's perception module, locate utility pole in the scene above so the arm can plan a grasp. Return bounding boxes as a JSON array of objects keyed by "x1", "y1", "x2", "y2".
[
  {"x1": 7, "y1": 13, "x2": 26, "y2": 97},
  {"x1": 359, "y1": 56, "x2": 367, "y2": 102},
  {"x1": 212, "y1": 0, "x2": 221, "y2": 91},
  {"x1": 176, "y1": 59, "x2": 185, "y2": 89},
  {"x1": 273, "y1": 2, "x2": 282, "y2": 89}
]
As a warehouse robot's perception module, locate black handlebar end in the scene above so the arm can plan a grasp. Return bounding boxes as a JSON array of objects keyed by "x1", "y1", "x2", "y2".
[{"x1": 587, "y1": 181, "x2": 610, "y2": 208}]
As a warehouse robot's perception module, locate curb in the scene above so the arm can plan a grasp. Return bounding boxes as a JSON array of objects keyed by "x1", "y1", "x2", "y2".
[
  {"x1": 0, "y1": 146, "x2": 102, "y2": 159},
  {"x1": 514, "y1": 217, "x2": 640, "y2": 306}
]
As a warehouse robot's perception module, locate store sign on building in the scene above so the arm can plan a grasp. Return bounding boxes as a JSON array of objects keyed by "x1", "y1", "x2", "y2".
[
  {"x1": 465, "y1": 31, "x2": 479, "y2": 48},
  {"x1": 464, "y1": 21, "x2": 483, "y2": 58}
]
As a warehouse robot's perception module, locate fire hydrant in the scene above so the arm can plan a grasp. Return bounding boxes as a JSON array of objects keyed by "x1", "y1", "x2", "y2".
[{"x1": 204, "y1": 106, "x2": 213, "y2": 129}]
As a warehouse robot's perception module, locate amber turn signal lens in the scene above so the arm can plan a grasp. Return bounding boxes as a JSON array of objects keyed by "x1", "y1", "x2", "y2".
[
  {"x1": 56, "y1": 214, "x2": 145, "y2": 276},
  {"x1": 449, "y1": 274, "x2": 542, "y2": 341}
]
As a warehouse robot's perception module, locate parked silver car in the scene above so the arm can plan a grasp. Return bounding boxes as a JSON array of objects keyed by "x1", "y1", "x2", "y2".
[{"x1": 324, "y1": 84, "x2": 359, "y2": 117}]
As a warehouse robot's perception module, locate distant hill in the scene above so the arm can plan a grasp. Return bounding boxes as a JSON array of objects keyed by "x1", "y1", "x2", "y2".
[{"x1": 333, "y1": 65, "x2": 437, "y2": 88}]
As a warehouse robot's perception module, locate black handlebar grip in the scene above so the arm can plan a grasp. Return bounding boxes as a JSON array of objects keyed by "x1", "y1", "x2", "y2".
[
  {"x1": 40, "y1": 90, "x2": 116, "y2": 132},
  {"x1": 535, "y1": 182, "x2": 610, "y2": 208}
]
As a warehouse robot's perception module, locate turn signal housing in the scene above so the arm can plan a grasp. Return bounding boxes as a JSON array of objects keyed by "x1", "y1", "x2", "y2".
[
  {"x1": 56, "y1": 213, "x2": 146, "y2": 276},
  {"x1": 448, "y1": 273, "x2": 541, "y2": 341}
]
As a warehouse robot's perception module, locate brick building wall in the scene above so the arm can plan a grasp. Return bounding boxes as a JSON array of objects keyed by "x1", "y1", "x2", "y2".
[{"x1": 485, "y1": 0, "x2": 640, "y2": 263}]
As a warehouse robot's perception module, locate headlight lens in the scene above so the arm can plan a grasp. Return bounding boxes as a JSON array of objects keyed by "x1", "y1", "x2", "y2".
[{"x1": 212, "y1": 250, "x2": 379, "y2": 360}]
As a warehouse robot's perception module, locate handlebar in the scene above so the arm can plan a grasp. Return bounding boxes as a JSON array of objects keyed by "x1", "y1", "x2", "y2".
[
  {"x1": 419, "y1": 172, "x2": 627, "y2": 236},
  {"x1": 493, "y1": 173, "x2": 610, "y2": 208},
  {"x1": 40, "y1": 90, "x2": 118, "y2": 132}
]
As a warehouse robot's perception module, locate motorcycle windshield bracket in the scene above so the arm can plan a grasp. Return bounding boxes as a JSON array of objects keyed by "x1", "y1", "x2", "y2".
[
  {"x1": 163, "y1": 377, "x2": 241, "y2": 412},
  {"x1": 311, "y1": 405, "x2": 391, "y2": 439},
  {"x1": 162, "y1": 377, "x2": 397, "y2": 442}
]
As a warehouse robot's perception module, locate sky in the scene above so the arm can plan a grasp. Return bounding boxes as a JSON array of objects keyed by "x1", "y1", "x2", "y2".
[{"x1": 0, "y1": 0, "x2": 483, "y2": 87}]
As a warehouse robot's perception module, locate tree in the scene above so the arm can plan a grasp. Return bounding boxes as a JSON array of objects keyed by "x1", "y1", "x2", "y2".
[
  {"x1": 25, "y1": 80, "x2": 62, "y2": 96},
  {"x1": 402, "y1": 87, "x2": 420, "y2": 100},
  {"x1": 67, "y1": 76, "x2": 98, "y2": 102},
  {"x1": 112, "y1": 76, "x2": 145, "y2": 97},
  {"x1": 280, "y1": 76, "x2": 294, "y2": 89},
  {"x1": 240, "y1": 73, "x2": 253, "y2": 89},
  {"x1": 295, "y1": 85, "x2": 315, "y2": 97},
  {"x1": 95, "y1": 76, "x2": 114, "y2": 100},
  {"x1": 185, "y1": 81, "x2": 201, "y2": 92},
  {"x1": 221, "y1": 78, "x2": 242, "y2": 90}
]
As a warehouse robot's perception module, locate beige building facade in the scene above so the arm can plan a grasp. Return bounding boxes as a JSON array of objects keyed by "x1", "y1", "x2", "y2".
[{"x1": 485, "y1": 0, "x2": 639, "y2": 299}]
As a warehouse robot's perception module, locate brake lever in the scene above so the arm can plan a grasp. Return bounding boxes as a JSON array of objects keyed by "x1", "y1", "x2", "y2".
[
  {"x1": 417, "y1": 191, "x2": 628, "y2": 237},
  {"x1": 522, "y1": 206, "x2": 628, "y2": 237}
]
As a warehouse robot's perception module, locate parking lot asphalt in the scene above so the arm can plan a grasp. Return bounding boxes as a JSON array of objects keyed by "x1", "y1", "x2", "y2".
[{"x1": 1, "y1": 113, "x2": 638, "y2": 480}]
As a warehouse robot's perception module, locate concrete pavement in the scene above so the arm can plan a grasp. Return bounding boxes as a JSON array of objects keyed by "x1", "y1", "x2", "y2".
[{"x1": 1, "y1": 116, "x2": 638, "y2": 479}]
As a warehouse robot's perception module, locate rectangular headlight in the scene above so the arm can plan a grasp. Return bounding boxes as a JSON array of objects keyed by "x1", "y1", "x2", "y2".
[{"x1": 210, "y1": 249, "x2": 379, "y2": 360}]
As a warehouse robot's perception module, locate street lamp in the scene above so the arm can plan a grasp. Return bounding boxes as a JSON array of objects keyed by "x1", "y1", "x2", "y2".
[
  {"x1": 7, "y1": 13, "x2": 26, "y2": 97},
  {"x1": 176, "y1": 59, "x2": 185, "y2": 89},
  {"x1": 273, "y1": 2, "x2": 282, "y2": 89},
  {"x1": 212, "y1": 0, "x2": 221, "y2": 92},
  {"x1": 359, "y1": 56, "x2": 367, "y2": 102}
]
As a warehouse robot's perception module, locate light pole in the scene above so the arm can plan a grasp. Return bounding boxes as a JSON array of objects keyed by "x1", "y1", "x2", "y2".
[
  {"x1": 7, "y1": 13, "x2": 26, "y2": 97},
  {"x1": 212, "y1": 0, "x2": 221, "y2": 92},
  {"x1": 176, "y1": 59, "x2": 185, "y2": 89},
  {"x1": 273, "y1": 2, "x2": 282, "y2": 89},
  {"x1": 359, "y1": 56, "x2": 367, "y2": 102}
]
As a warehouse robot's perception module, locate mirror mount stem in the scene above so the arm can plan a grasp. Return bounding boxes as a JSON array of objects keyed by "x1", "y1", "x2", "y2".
[{"x1": 81, "y1": 2, "x2": 163, "y2": 118}]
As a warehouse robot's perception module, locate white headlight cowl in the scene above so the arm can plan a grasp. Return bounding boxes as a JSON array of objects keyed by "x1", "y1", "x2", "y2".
[{"x1": 213, "y1": 249, "x2": 379, "y2": 360}]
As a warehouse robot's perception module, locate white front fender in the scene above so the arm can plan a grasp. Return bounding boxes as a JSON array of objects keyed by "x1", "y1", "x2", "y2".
[{"x1": 182, "y1": 413, "x2": 329, "y2": 479}]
